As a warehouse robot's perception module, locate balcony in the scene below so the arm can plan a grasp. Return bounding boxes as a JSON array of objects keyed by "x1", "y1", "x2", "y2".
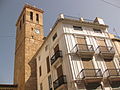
[
  {"x1": 97, "y1": 46, "x2": 115, "y2": 60},
  {"x1": 0, "y1": 84, "x2": 17, "y2": 90},
  {"x1": 51, "y1": 50, "x2": 63, "y2": 65},
  {"x1": 77, "y1": 69, "x2": 102, "y2": 83},
  {"x1": 104, "y1": 69, "x2": 120, "y2": 81},
  {"x1": 53, "y1": 75, "x2": 67, "y2": 90},
  {"x1": 71, "y1": 44, "x2": 95, "y2": 59}
]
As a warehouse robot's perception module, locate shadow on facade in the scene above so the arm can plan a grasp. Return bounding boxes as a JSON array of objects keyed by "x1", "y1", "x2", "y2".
[{"x1": 25, "y1": 58, "x2": 37, "y2": 90}]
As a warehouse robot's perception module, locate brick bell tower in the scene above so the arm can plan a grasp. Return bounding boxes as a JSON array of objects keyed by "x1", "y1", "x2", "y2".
[{"x1": 14, "y1": 4, "x2": 44, "y2": 90}]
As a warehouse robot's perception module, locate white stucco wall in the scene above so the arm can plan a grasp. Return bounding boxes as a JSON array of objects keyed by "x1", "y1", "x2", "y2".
[{"x1": 36, "y1": 19, "x2": 120, "y2": 90}]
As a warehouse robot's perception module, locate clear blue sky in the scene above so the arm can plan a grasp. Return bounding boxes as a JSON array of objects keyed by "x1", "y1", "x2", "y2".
[{"x1": 0, "y1": 0, "x2": 120, "y2": 84}]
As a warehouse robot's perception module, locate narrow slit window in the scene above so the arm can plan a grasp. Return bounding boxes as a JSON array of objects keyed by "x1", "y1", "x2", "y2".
[
  {"x1": 46, "y1": 56, "x2": 50, "y2": 73},
  {"x1": 40, "y1": 83, "x2": 43, "y2": 90},
  {"x1": 39, "y1": 66, "x2": 42, "y2": 76},
  {"x1": 53, "y1": 33, "x2": 57, "y2": 41},
  {"x1": 20, "y1": 21, "x2": 22, "y2": 30},
  {"x1": 23, "y1": 14, "x2": 25, "y2": 23},
  {"x1": 30, "y1": 11, "x2": 33, "y2": 20},
  {"x1": 48, "y1": 75, "x2": 52, "y2": 90},
  {"x1": 45, "y1": 45, "x2": 48, "y2": 51},
  {"x1": 38, "y1": 56, "x2": 41, "y2": 61},
  {"x1": 36, "y1": 14, "x2": 39, "y2": 22}
]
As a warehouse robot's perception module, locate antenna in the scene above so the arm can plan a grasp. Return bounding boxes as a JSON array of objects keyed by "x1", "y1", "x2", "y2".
[
  {"x1": 113, "y1": 28, "x2": 119, "y2": 36},
  {"x1": 33, "y1": 0, "x2": 39, "y2": 8},
  {"x1": 24, "y1": 0, "x2": 38, "y2": 8}
]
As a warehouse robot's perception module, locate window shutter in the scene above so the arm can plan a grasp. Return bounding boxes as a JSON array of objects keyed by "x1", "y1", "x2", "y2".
[
  {"x1": 46, "y1": 56, "x2": 50, "y2": 73},
  {"x1": 57, "y1": 65, "x2": 63, "y2": 78}
]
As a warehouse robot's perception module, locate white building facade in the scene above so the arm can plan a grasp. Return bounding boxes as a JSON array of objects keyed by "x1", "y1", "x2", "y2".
[{"x1": 36, "y1": 14, "x2": 120, "y2": 90}]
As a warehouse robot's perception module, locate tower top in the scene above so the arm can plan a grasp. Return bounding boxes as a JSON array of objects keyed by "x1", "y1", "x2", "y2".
[{"x1": 16, "y1": 4, "x2": 44, "y2": 26}]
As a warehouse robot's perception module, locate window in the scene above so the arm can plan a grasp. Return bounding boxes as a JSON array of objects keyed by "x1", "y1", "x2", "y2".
[
  {"x1": 46, "y1": 56, "x2": 50, "y2": 73},
  {"x1": 39, "y1": 66, "x2": 42, "y2": 76},
  {"x1": 31, "y1": 27, "x2": 33, "y2": 31},
  {"x1": 54, "y1": 44, "x2": 59, "y2": 53},
  {"x1": 20, "y1": 21, "x2": 22, "y2": 30},
  {"x1": 85, "y1": 83, "x2": 102, "y2": 89},
  {"x1": 111, "y1": 81, "x2": 120, "y2": 89},
  {"x1": 97, "y1": 38, "x2": 108, "y2": 52},
  {"x1": 45, "y1": 45, "x2": 48, "y2": 51},
  {"x1": 38, "y1": 56, "x2": 41, "y2": 61},
  {"x1": 76, "y1": 36, "x2": 88, "y2": 51},
  {"x1": 76, "y1": 36, "x2": 86, "y2": 44},
  {"x1": 31, "y1": 36, "x2": 34, "y2": 39},
  {"x1": 73, "y1": 26, "x2": 82, "y2": 30},
  {"x1": 82, "y1": 58, "x2": 94, "y2": 69},
  {"x1": 48, "y1": 75, "x2": 52, "y2": 90},
  {"x1": 36, "y1": 13, "x2": 39, "y2": 22},
  {"x1": 105, "y1": 60, "x2": 115, "y2": 69},
  {"x1": 23, "y1": 14, "x2": 25, "y2": 23},
  {"x1": 30, "y1": 11, "x2": 33, "y2": 20},
  {"x1": 93, "y1": 29, "x2": 102, "y2": 33},
  {"x1": 53, "y1": 33, "x2": 57, "y2": 41},
  {"x1": 40, "y1": 83, "x2": 43, "y2": 90},
  {"x1": 57, "y1": 65, "x2": 63, "y2": 78},
  {"x1": 97, "y1": 39, "x2": 106, "y2": 46}
]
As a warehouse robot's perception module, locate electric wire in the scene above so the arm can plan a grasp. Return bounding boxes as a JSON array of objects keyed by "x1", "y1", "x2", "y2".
[{"x1": 100, "y1": 0, "x2": 120, "y2": 8}]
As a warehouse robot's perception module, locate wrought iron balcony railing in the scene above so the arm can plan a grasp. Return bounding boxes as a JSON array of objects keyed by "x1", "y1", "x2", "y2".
[
  {"x1": 77, "y1": 69, "x2": 102, "y2": 79},
  {"x1": 96, "y1": 46, "x2": 115, "y2": 59},
  {"x1": 0, "y1": 84, "x2": 17, "y2": 90},
  {"x1": 53, "y1": 75, "x2": 67, "y2": 90},
  {"x1": 97, "y1": 46, "x2": 115, "y2": 53},
  {"x1": 51, "y1": 50, "x2": 62, "y2": 65},
  {"x1": 104, "y1": 69, "x2": 120, "y2": 77},
  {"x1": 71, "y1": 44, "x2": 94, "y2": 53},
  {"x1": 71, "y1": 44, "x2": 95, "y2": 59}
]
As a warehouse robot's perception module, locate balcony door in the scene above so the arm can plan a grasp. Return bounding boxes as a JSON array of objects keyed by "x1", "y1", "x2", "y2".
[
  {"x1": 54, "y1": 44, "x2": 59, "y2": 53},
  {"x1": 105, "y1": 60, "x2": 117, "y2": 76},
  {"x1": 76, "y1": 36, "x2": 88, "y2": 51},
  {"x1": 82, "y1": 59, "x2": 95, "y2": 77},
  {"x1": 57, "y1": 65, "x2": 63, "y2": 78},
  {"x1": 105, "y1": 60, "x2": 115, "y2": 69},
  {"x1": 97, "y1": 38, "x2": 108, "y2": 52}
]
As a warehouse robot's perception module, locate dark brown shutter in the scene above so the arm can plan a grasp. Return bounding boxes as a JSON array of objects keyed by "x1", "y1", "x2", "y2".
[
  {"x1": 105, "y1": 60, "x2": 117, "y2": 76},
  {"x1": 105, "y1": 60, "x2": 115, "y2": 69},
  {"x1": 82, "y1": 59, "x2": 95, "y2": 77},
  {"x1": 39, "y1": 66, "x2": 42, "y2": 76},
  {"x1": 77, "y1": 36, "x2": 86, "y2": 44},
  {"x1": 54, "y1": 44, "x2": 59, "y2": 53},
  {"x1": 97, "y1": 38, "x2": 106, "y2": 46},
  {"x1": 40, "y1": 83, "x2": 43, "y2": 90},
  {"x1": 76, "y1": 36, "x2": 88, "y2": 51},
  {"x1": 57, "y1": 65, "x2": 63, "y2": 78},
  {"x1": 97, "y1": 38, "x2": 108, "y2": 52},
  {"x1": 85, "y1": 83, "x2": 102, "y2": 89},
  {"x1": 46, "y1": 56, "x2": 50, "y2": 73},
  {"x1": 98, "y1": 40, "x2": 106, "y2": 46},
  {"x1": 82, "y1": 59, "x2": 94, "y2": 69}
]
